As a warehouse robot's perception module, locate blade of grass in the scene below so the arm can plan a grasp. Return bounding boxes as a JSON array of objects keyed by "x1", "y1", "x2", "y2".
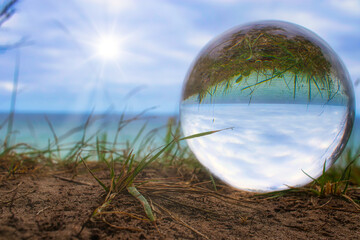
[
  {"x1": 129, "y1": 122, "x2": 147, "y2": 149},
  {"x1": 127, "y1": 185, "x2": 156, "y2": 222},
  {"x1": 80, "y1": 156, "x2": 109, "y2": 192},
  {"x1": 4, "y1": 50, "x2": 20, "y2": 149},
  {"x1": 44, "y1": 115, "x2": 61, "y2": 159},
  {"x1": 179, "y1": 128, "x2": 232, "y2": 141}
]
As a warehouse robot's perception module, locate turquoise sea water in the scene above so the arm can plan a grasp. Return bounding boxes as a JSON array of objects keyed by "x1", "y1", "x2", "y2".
[
  {"x1": 0, "y1": 113, "x2": 174, "y2": 151},
  {"x1": 348, "y1": 115, "x2": 360, "y2": 149},
  {"x1": 0, "y1": 111, "x2": 359, "y2": 156}
]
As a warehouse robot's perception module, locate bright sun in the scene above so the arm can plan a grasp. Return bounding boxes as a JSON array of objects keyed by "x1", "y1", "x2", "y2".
[{"x1": 95, "y1": 34, "x2": 120, "y2": 61}]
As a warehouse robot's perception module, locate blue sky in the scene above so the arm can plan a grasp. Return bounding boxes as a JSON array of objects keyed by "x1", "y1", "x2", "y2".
[{"x1": 0, "y1": 0, "x2": 359, "y2": 114}]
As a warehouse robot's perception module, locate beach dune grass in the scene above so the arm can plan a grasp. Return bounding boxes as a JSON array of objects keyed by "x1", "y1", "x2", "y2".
[
  {"x1": 79, "y1": 122, "x2": 226, "y2": 226},
  {"x1": 259, "y1": 147, "x2": 360, "y2": 211}
]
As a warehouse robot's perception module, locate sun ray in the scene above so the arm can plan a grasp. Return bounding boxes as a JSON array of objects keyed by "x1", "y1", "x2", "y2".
[{"x1": 95, "y1": 34, "x2": 121, "y2": 61}]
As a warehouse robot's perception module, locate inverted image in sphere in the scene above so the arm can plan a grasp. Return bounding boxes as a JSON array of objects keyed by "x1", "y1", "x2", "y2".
[{"x1": 180, "y1": 20, "x2": 355, "y2": 192}]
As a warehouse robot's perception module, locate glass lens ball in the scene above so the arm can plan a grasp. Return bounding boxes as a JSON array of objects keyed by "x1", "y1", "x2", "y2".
[{"x1": 180, "y1": 20, "x2": 355, "y2": 192}]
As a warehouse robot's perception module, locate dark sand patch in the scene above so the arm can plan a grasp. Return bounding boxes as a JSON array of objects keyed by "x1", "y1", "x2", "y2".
[{"x1": 0, "y1": 166, "x2": 359, "y2": 239}]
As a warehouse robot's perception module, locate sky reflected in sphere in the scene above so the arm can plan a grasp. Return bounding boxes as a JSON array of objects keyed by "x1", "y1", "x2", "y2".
[{"x1": 180, "y1": 21, "x2": 355, "y2": 192}]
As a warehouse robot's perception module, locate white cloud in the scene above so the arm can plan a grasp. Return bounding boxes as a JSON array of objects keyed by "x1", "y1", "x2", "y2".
[
  {"x1": 136, "y1": 40, "x2": 195, "y2": 63},
  {"x1": 248, "y1": 9, "x2": 355, "y2": 38},
  {"x1": 330, "y1": 0, "x2": 360, "y2": 16},
  {"x1": 0, "y1": 81, "x2": 25, "y2": 92},
  {"x1": 0, "y1": 30, "x2": 21, "y2": 45},
  {"x1": 196, "y1": 0, "x2": 305, "y2": 4},
  {"x1": 77, "y1": 0, "x2": 136, "y2": 13},
  {"x1": 342, "y1": 58, "x2": 360, "y2": 79},
  {"x1": 0, "y1": 81, "x2": 15, "y2": 92},
  {"x1": 186, "y1": 32, "x2": 213, "y2": 48}
]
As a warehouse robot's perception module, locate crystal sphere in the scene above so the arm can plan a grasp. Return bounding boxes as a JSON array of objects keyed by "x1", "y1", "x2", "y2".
[{"x1": 180, "y1": 20, "x2": 355, "y2": 192}]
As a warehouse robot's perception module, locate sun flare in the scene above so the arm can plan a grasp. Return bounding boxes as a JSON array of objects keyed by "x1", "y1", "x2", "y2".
[{"x1": 95, "y1": 34, "x2": 120, "y2": 61}]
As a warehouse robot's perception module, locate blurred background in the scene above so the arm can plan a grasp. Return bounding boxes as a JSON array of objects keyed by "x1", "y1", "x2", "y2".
[{"x1": 0, "y1": 0, "x2": 359, "y2": 148}]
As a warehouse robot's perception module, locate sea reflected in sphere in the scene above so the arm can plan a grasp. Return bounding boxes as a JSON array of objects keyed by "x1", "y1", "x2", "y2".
[{"x1": 180, "y1": 21, "x2": 355, "y2": 192}]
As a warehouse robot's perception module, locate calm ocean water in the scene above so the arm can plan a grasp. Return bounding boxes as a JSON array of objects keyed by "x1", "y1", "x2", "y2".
[
  {"x1": 0, "y1": 113, "x2": 175, "y2": 151},
  {"x1": 348, "y1": 115, "x2": 360, "y2": 149},
  {"x1": 0, "y1": 112, "x2": 359, "y2": 153}
]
